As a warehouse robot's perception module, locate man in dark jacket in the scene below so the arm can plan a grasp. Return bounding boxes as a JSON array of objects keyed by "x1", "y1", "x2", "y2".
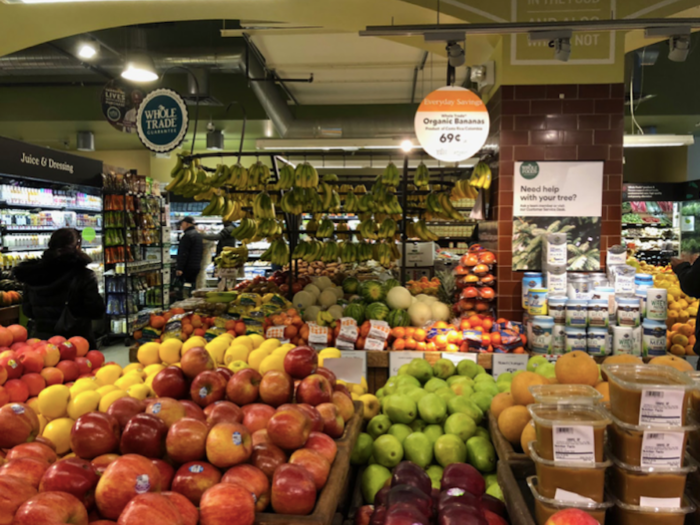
[
  {"x1": 672, "y1": 255, "x2": 700, "y2": 366},
  {"x1": 203, "y1": 221, "x2": 237, "y2": 257},
  {"x1": 176, "y1": 216, "x2": 204, "y2": 285}
]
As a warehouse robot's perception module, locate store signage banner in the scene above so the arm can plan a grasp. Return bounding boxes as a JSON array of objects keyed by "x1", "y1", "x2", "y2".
[
  {"x1": 512, "y1": 161, "x2": 604, "y2": 271},
  {"x1": 101, "y1": 79, "x2": 145, "y2": 134},
  {"x1": 136, "y1": 89, "x2": 189, "y2": 153},
  {"x1": 414, "y1": 86, "x2": 489, "y2": 163}
]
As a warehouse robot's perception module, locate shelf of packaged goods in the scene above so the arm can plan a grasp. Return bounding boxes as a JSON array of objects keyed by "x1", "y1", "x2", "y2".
[
  {"x1": 624, "y1": 236, "x2": 678, "y2": 241},
  {"x1": 621, "y1": 222, "x2": 672, "y2": 227},
  {"x1": 0, "y1": 201, "x2": 102, "y2": 214}
]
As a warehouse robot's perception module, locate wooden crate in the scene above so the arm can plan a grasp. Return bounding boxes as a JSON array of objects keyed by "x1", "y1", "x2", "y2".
[
  {"x1": 497, "y1": 460, "x2": 536, "y2": 525},
  {"x1": 0, "y1": 305, "x2": 20, "y2": 327},
  {"x1": 255, "y1": 401, "x2": 364, "y2": 525},
  {"x1": 488, "y1": 413, "x2": 534, "y2": 478}
]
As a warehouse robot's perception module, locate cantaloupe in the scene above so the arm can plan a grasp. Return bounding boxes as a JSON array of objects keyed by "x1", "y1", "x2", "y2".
[
  {"x1": 304, "y1": 284, "x2": 321, "y2": 299},
  {"x1": 431, "y1": 302, "x2": 451, "y2": 322},
  {"x1": 386, "y1": 286, "x2": 412, "y2": 310},
  {"x1": 304, "y1": 305, "x2": 322, "y2": 322},
  {"x1": 319, "y1": 289, "x2": 338, "y2": 308},
  {"x1": 316, "y1": 276, "x2": 333, "y2": 290},
  {"x1": 293, "y1": 291, "x2": 314, "y2": 310},
  {"x1": 327, "y1": 305, "x2": 344, "y2": 320}
]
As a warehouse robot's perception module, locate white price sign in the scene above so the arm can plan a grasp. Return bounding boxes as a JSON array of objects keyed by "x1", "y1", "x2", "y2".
[
  {"x1": 441, "y1": 352, "x2": 477, "y2": 366},
  {"x1": 492, "y1": 354, "x2": 529, "y2": 380},
  {"x1": 414, "y1": 86, "x2": 489, "y2": 163},
  {"x1": 389, "y1": 352, "x2": 424, "y2": 377},
  {"x1": 323, "y1": 358, "x2": 364, "y2": 385},
  {"x1": 339, "y1": 350, "x2": 367, "y2": 378}
]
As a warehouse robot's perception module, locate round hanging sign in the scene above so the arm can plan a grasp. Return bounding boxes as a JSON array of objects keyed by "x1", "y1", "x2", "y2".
[
  {"x1": 101, "y1": 79, "x2": 145, "y2": 134},
  {"x1": 136, "y1": 88, "x2": 189, "y2": 153},
  {"x1": 414, "y1": 86, "x2": 490, "y2": 163}
]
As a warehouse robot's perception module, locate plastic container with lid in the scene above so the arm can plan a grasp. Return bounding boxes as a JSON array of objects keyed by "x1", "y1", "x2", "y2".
[
  {"x1": 587, "y1": 299, "x2": 609, "y2": 328},
  {"x1": 528, "y1": 288, "x2": 549, "y2": 316},
  {"x1": 588, "y1": 327, "x2": 610, "y2": 356},
  {"x1": 527, "y1": 476, "x2": 613, "y2": 525},
  {"x1": 646, "y1": 288, "x2": 668, "y2": 321},
  {"x1": 568, "y1": 274, "x2": 592, "y2": 301},
  {"x1": 636, "y1": 289, "x2": 648, "y2": 318},
  {"x1": 612, "y1": 325, "x2": 637, "y2": 356},
  {"x1": 593, "y1": 286, "x2": 617, "y2": 323},
  {"x1": 641, "y1": 319, "x2": 667, "y2": 357},
  {"x1": 635, "y1": 273, "x2": 654, "y2": 289},
  {"x1": 529, "y1": 384, "x2": 604, "y2": 405},
  {"x1": 608, "y1": 452, "x2": 697, "y2": 506},
  {"x1": 523, "y1": 272, "x2": 543, "y2": 309},
  {"x1": 602, "y1": 364, "x2": 696, "y2": 426},
  {"x1": 546, "y1": 267, "x2": 567, "y2": 297},
  {"x1": 528, "y1": 442, "x2": 610, "y2": 503},
  {"x1": 531, "y1": 316, "x2": 554, "y2": 354},
  {"x1": 589, "y1": 273, "x2": 609, "y2": 289},
  {"x1": 617, "y1": 297, "x2": 641, "y2": 328},
  {"x1": 565, "y1": 327, "x2": 587, "y2": 353},
  {"x1": 552, "y1": 324, "x2": 566, "y2": 354},
  {"x1": 548, "y1": 296, "x2": 567, "y2": 325},
  {"x1": 607, "y1": 411, "x2": 696, "y2": 467},
  {"x1": 529, "y1": 403, "x2": 611, "y2": 463},
  {"x1": 611, "y1": 495, "x2": 696, "y2": 525},
  {"x1": 566, "y1": 299, "x2": 588, "y2": 327}
]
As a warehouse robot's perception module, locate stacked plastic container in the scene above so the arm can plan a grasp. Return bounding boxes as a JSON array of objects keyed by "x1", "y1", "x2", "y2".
[
  {"x1": 524, "y1": 384, "x2": 613, "y2": 525},
  {"x1": 603, "y1": 363, "x2": 697, "y2": 524}
]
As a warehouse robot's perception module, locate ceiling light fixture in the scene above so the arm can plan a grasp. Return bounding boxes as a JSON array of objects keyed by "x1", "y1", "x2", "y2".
[
  {"x1": 121, "y1": 53, "x2": 158, "y2": 83},
  {"x1": 77, "y1": 42, "x2": 98, "y2": 59},
  {"x1": 446, "y1": 42, "x2": 465, "y2": 68},
  {"x1": 400, "y1": 140, "x2": 414, "y2": 153},
  {"x1": 206, "y1": 130, "x2": 224, "y2": 151},
  {"x1": 76, "y1": 131, "x2": 95, "y2": 151},
  {"x1": 623, "y1": 134, "x2": 695, "y2": 148}
]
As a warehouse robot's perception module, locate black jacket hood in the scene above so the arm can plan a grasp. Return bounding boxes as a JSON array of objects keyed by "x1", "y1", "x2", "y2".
[{"x1": 14, "y1": 252, "x2": 92, "y2": 287}]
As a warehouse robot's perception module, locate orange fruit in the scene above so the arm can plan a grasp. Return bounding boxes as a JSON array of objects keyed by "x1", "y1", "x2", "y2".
[
  {"x1": 392, "y1": 327, "x2": 406, "y2": 339},
  {"x1": 498, "y1": 405, "x2": 532, "y2": 445},
  {"x1": 416, "y1": 342, "x2": 427, "y2": 352},
  {"x1": 426, "y1": 342, "x2": 437, "y2": 352},
  {"x1": 490, "y1": 332, "x2": 502, "y2": 346},
  {"x1": 482, "y1": 319, "x2": 493, "y2": 332},
  {"x1": 393, "y1": 339, "x2": 406, "y2": 351},
  {"x1": 405, "y1": 338, "x2": 417, "y2": 350},
  {"x1": 447, "y1": 331, "x2": 462, "y2": 345},
  {"x1": 435, "y1": 321, "x2": 448, "y2": 330},
  {"x1": 414, "y1": 329, "x2": 427, "y2": 342},
  {"x1": 649, "y1": 355, "x2": 694, "y2": 372},
  {"x1": 490, "y1": 392, "x2": 515, "y2": 420},
  {"x1": 555, "y1": 351, "x2": 599, "y2": 386},
  {"x1": 468, "y1": 315, "x2": 483, "y2": 328},
  {"x1": 445, "y1": 343, "x2": 459, "y2": 353},
  {"x1": 521, "y1": 421, "x2": 536, "y2": 456},
  {"x1": 435, "y1": 334, "x2": 448, "y2": 349},
  {"x1": 511, "y1": 372, "x2": 548, "y2": 405},
  {"x1": 405, "y1": 327, "x2": 416, "y2": 338},
  {"x1": 459, "y1": 319, "x2": 471, "y2": 331},
  {"x1": 594, "y1": 382, "x2": 610, "y2": 404}
]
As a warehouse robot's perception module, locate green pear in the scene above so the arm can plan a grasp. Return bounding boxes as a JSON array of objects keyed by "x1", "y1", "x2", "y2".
[
  {"x1": 417, "y1": 393, "x2": 447, "y2": 424},
  {"x1": 383, "y1": 395, "x2": 417, "y2": 424},
  {"x1": 474, "y1": 372, "x2": 495, "y2": 384},
  {"x1": 450, "y1": 381, "x2": 474, "y2": 397},
  {"x1": 410, "y1": 418, "x2": 427, "y2": 432},
  {"x1": 476, "y1": 365, "x2": 486, "y2": 375},
  {"x1": 435, "y1": 386, "x2": 457, "y2": 403},
  {"x1": 470, "y1": 392, "x2": 494, "y2": 413},
  {"x1": 426, "y1": 465, "x2": 444, "y2": 489},
  {"x1": 432, "y1": 358, "x2": 456, "y2": 379},
  {"x1": 361, "y1": 464, "x2": 392, "y2": 504},
  {"x1": 535, "y1": 362, "x2": 556, "y2": 380},
  {"x1": 498, "y1": 382, "x2": 511, "y2": 393},
  {"x1": 383, "y1": 377, "x2": 400, "y2": 395},
  {"x1": 486, "y1": 482, "x2": 504, "y2": 501},
  {"x1": 396, "y1": 385, "x2": 420, "y2": 397},
  {"x1": 403, "y1": 432, "x2": 433, "y2": 468},
  {"x1": 457, "y1": 360, "x2": 479, "y2": 379},
  {"x1": 376, "y1": 387, "x2": 385, "y2": 399},
  {"x1": 475, "y1": 426, "x2": 490, "y2": 441},
  {"x1": 527, "y1": 355, "x2": 549, "y2": 373},
  {"x1": 351, "y1": 432, "x2": 374, "y2": 465},
  {"x1": 395, "y1": 374, "x2": 422, "y2": 389},
  {"x1": 387, "y1": 423, "x2": 413, "y2": 445},
  {"x1": 406, "y1": 359, "x2": 433, "y2": 384},
  {"x1": 444, "y1": 413, "x2": 477, "y2": 442},
  {"x1": 467, "y1": 435, "x2": 496, "y2": 472},
  {"x1": 398, "y1": 364, "x2": 409, "y2": 375},
  {"x1": 474, "y1": 382, "x2": 500, "y2": 397},
  {"x1": 496, "y1": 372, "x2": 513, "y2": 384},
  {"x1": 373, "y1": 434, "x2": 404, "y2": 469},
  {"x1": 434, "y1": 434, "x2": 467, "y2": 467},
  {"x1": 484, "y1": 473, "x2": 498, "y2": 488},
  {"x1": 367, "y1": 414, "x2": 392, "y2": 439},
  {"x1": 447, "y1": 375, "x2": 473, "y2": 387},
  {"x1": 424, "y1": 377, "x2": 448, "y2": 393},
  {"x1": 447, "y1": 396, "x2": 484, "y2": 425},
  {"x1": 406, "y1": 387, "x2": 429, "y2": 404},
  {"x1": 423, "y1": 424, "x2": 444, "y2": 446}
]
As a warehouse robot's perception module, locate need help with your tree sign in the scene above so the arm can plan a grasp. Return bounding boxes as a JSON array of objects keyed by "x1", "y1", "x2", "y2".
[{"x1": 519, "y1": 185, "x2": 578, "y2": 202}]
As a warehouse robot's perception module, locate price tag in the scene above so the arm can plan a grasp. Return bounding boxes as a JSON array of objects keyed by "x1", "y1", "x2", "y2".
[
  {"x1": 323, "y1": 358, "x2": 364, "y2": 384},
  {"x1": 554, "y1": 489, "x2": 596, "y2": 505},
  {"x1": 641, "y1": 431, "x2": 685, "y2": 468},
  {"x1": 544, "y1": 354, "x2": 561, "y2": 363},
  {"x1": 552, "y1": 425, "x2": 595, "y2": 464},
  {"x1": 492, "y1": 354, "x2": 529, "y2": 379},
  {"x1": 265, "y1": 325, "x2": 289, "y2": 344},
  {"x1": 639, "y1": 389, "x2": 685, "y2": 426},
  {"x1": 640, "y1": 497, "x2": 682, "y2": 509},
  {"x1": 389, "y1": 352, "x2": 424, "y2": 377},
  {"x1": 339, "y1": 350, "x2": 367, "y2": 378},
  {"x1": 441, "y1": 352, "x2": 477, "y2": 366}
]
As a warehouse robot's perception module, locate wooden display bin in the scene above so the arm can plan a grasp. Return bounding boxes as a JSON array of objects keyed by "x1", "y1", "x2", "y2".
[
  {"x1": 488, "y1": 413, "x2": 534, "y2": 478},
  {"x1": 0, "y1": 305, "x2": 20, "y2": 326},
  {"x1": 497, "y1": 460, "x2": 536, "y2": 525}
]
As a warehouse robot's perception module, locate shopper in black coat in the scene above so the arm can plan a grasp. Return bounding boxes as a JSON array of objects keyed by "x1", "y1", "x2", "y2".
[
  {"x1": 203, "y1": 221, "x2": 237, "y2": 257},
  {"x1": 14, "y1": 228, "x2": 105, "y2": 348},
  {"x1": 672, "y1": 255, "x2": 700, "y2": 366},
  {"x1": 176, "y1": 216, "x2": 204, "y2": 285}
]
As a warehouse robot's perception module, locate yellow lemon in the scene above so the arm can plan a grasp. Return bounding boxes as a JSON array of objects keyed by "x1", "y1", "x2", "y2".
[
  {"x1": 337, "y1": 379, "x2": 347, "y2": 387},
  {"x1": 205, "y1": 338, "x2": 229, "y2": 365},
  {"x1": 227, "y1": 360, "x2": 251, "y2": 374},
  {"x1": 258, "y1": 339, "x2": 280, "y2": 354},
  {"x1": 38, "y1": 385, "x2": 70, "y2": 419},
  {"x1": 128, "y1": 384, "x2": 151, "y2": 401},
  {"x1": 232, "y1": 335, "x2": 254, "y2": 351},
  {"x1": 95, "y1": 364, "x2": 123, "y2": 385},
  {"x1": 259, "y1": 354, "x2": 285, "y2": 375},
  {"x1": 137, "y1": 342, "x2": 161, "y2": 366},
  {"x1": 144, "y1": 364, "x2": 165, "y2": 377},
  {"x1": 224, "y1": 344, "x2": 251, "y2": 366},
  {"x1": 115, "y1": 374, "x2": 143, "y2": 391},
  {"x1": 61, "y1": 452, "x2": 76, "y2": 460},
  {"x1": 249, "y1": 334, "x2": 265, "y2": 349},
  {"x1": 271, "y1": 345, "x2": 293, "y2": 359},
  {"x1": 319, "y1": 347, "x2": 341, "y2": 358},
  {"x1": 67, "y1": 391, "x2": 101, "y2": 419},
  {"x1": 182, "y1": 336, "x2": 207, "y2": 353},
  {"x1": 123, "y1": 363, "x2": 145, "y2": 377},
  {"x1": 159, "y1": 339, "x2": 183, "y2": 364},
  {"x1": 361, "y1": 377, "x2": 368, "y2": 391},
  {"x1": 26, "y1": 397, "x2": 40, "y2": 415},
  {"x1": 247, "y1": 348, "x2": 271, "y2": 371},
  {"x1": 74, "y1": 377, "x2": 102, "y2": 390},
  {"x1": 99, "y1": 390, "x2": 128, "y2": 412},
  {"x1": 144, "y1": 373, "x2": 157, "y2": 390},
  {"x1": 351, "y1": 392, "x2": 360, "y2": 401},
  {"x1": 70, "y1": 381, "x2": 98, "y2": 399},
  {"x1": 43, "y1": 417, "x2": 75, "y2": 455},
  {"x1": 219, "y1": 333, "x2": 235, "y2": 342},
  {"x1": 96, "y1": 385, "x2": 119, "y2": 398},
  {"x1": 351, "y1": 383, "x2": 365, "y2": 395}
]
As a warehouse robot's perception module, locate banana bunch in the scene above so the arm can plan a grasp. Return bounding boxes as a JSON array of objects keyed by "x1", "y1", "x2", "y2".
[
  {"x1": 279, "y1": 188, "x2": 304, "y2": 215},
  {"x1": 297, "y1": 240, "x2": 324, "y2": 262},
  {"x1": 306, "y1": 218, "x2": 319, "y2": 237},
  {"x1": 469, "y1": 161, "x2": 492, "y2": 189},
  {"x1": 227, "y1": 164, "x2": 249, "y2": 188},
  {"x1": 413, "y1": 219, "x2": 439, "y2": 241},
  {"x1": 373, "y1": 242, "x2": 400, "y2": 267},
  {"x1": 337, "y1": 222, "x2": 350, "y2": 240},
  {"x1": 207, "y1": 164, "x2": 230, "y2": 188},
  {"x1": 339, "y1": 184, "x2": 354, "y2": 194},
  {"x1": 339, "y1": 241, "x2": 358, "y2": 263},
  {"x1": 277, "y1": 165, "x2": 295, "y2": 190},
  {"x1": 222, "y1": 199, "x2": 247, "y2": 222},
  {"x1": 201, "y1": 193, "x2": 226, "y2": 216},
  {"x1": 165, "y1": 165, "x2": 195, "y2": 193},
  {"x1": 320, "y1": 241, "x2": 339, "y2": 263},
  {"x1": 414, "y1": 162, "x2": 430, "y2": 188},
  {"x1": 378, "y1": 217, "x2": 397, "y2": 240},
  {"x1": 439, "y1": 193, "x2": 466, "y2": 221},
  {"x1": 316, "y1": 219, "x2": 335, "y2": 239},
  {"x1": 355, "y1": 185, "x2": 367, "y2": 195},
  {"x1": 451, "y1": 179, "x2": 479, "y2": 200},
  {"x1": 214, "y1": 246, "x2": 248, "y2": 269},
  {"x1": 358, "y1": 193, "x2": 374, "y2": 213},
  {"x1": 358, "y1": 219, "x2": 378, "y2": 240},
  {"x1": 232, "y1": 218, "x2": 258, "y2": 242},
  {"x1": 344, "y1": 190, "x2": 358, "y2": 213},
  {"x1": 256, "y1": 218, "x2": 282, "y2": 237},
  {"x1": 253, "y1": 192, "x2": 276, "y2": 220},
  {"x1": 426, "y1": 192, "x2": 465, "y2": 221},
  {"x1": 316, "y1": 310, "x2": 336, "y2": 328},
  {"x1": 294, "y1": 163, "x2": 319, "y2": 188},
  {"x1": 266, "y1": 184, "x2": 279, "y2": 203},
  {"x1": 358, "y1": 243, "x2": 374, "y2": 262},
  {"x1": 248, "y1": 162, "x2": 271, "y2": 187},
  {"x1": 381, "y1": 162, "x2": 400, "y2": 186},
  {"x1": 260, "y1": 239, "x2": 289, "y2": 266}
]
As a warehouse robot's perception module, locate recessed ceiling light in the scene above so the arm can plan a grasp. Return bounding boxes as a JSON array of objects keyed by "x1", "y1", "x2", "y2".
[
  {"x1": 121, "y1": 54, "x2": 158, "y2": 83},
  {"x1": 78, "y1": 43, "x2": 97, "y2": 59}
]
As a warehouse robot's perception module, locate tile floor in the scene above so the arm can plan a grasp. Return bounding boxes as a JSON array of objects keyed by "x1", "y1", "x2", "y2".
[{"x1": 100, "y1": 342, "x2": 132, "y2": 368}]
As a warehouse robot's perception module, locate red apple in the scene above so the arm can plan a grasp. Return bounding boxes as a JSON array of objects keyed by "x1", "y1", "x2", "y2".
[
  {"x1": 267, "y1": 407, "x2": 311, "y2": 450},
  {"x1": 204, "y1": 400, "x2": 243, "y2": 428},
  {"x1": 6, "y1": 442, "x2": 57, "y2": 465},
  {"x1": 0, "y1": 475, "x2": 37, "y2": 524},
  {"x1": 56, "y1": 360, "x2": 80, "y2": 382},
  {"x1": 0, "y1": 365, "x2": 6, "y2": 386},
  {"x1": 40, "y1": 367, "x2": 64, "y2": 386},
  {"x1": 20, "y1": 373, "x2": 46, "y2": 398},
  {"x1": 241, "y1": 403, "x2": 276, "y2": 433},
  {"x1": 42, "y1": 344, "x2": 61, "y2": 367},
  {"x1": 152, "y1": 366, "x2": 188, "y2": 400},
  {"x1": 57, "y1": 341, "x2": 77, "y2": 361},
  {"x1": 315, "y1": 366, "x2": 337, "y2": 387},
  {"x1": 91, "y1": 454, "x2": 120, "y2": 477},
  {"x1": 12, "y1": 491, "x2": 88, "y2": 525},
  {"x1": 119, "y1": 413, "x2": 167, "y2": 459},
  {"x1": 544, "y1": 508, "x2": 600, "y2": 525},
  {"x1": 205, "y1": 423, "x2": 252, "y2": 469},
  {"x1": 71, "y1": 412, "x2": 120, "y2": 460},
  {"x1": 296, "y1": 374, "x2": 332, "y2": 406},
  {"x1": 259, "y1": 370, "x2": 293, "y2": 407},
  {"x1": 440, "y1": 463, "x2": 485, "y2": 497},
  {"x1": 86, "y1": 350, "x2": 104, "y2": 369},
  {"x1": 5, "y1": 378, "x2": 29, "y2": 402},
  {"x1": 199, "y1": 482, "x2": 255, "y2": 525},
  {"x1": 294, "y1": 403, "x2": 324, "y2": 433},
  {"x1": 283, "y1": 346, "x2": 318, "y2": 379},
  {"x1": 74, "y1": 357, "x2": 92, "y2": 376},
  {"x1": 95, "y1": 454, "x2": 162, "y2": 520},
  {"x1": 225, "y1": 369, "x2": 261, "y2": 406},
  {"x1": 190, "y1": 371, "x2": 226, "y2": 407},
  {"x1": 145, "y1": 397, "x2": 186, "y2": 428},
  {"x1": 8, "y1": 343, "x2": 26, "y2": 352},
  {"x1": 215, "y1": 367, "x2": 233, "y2": 383},
  {"x1": 0, "y1": 385, "x2": 8, "y2": 406},
  {"x1": 151, "y1": 459, "x2": 174, "y2": 491},
  {"x1": 290, "y1": 448, "x2": 330, "y2": 490},
  {"x1": 117, "y1": 493, "x2": 184, "y2": 525},
  {"x1": 162, "y1": 492, "x2": 198, "y2": 525},
  {"x1": 0, "y1": 326, "x2": 12, "y2": 348},
  {"x1": 332, "y1": 390, "x2": 356, "y2": 422},
  {"x1": 171, "y1": 461, "x2": 222, "y2": 506},
  {"x1": 180, "y1": 347, "x2": 214, "y2": 379},
  {"x1": 39, "y1": 457, "x2": 99, "y2": 510},
  {"x1": 252, "y1": 429, "x2": 271, "y2": 447},
  {"x1": 221, "y1": 464, "x2": 270, "y2": 512},
  {"x1": 0, "y1": 403, "x2": 39, "y2": 448},
  {"x1": 67, "y1": 336, "x2": 89, "y2": 357},
  {"x1": 180, "y1": 400, "x2": 206, "y2": 422},
  {"x1": 251, "y1": 443, "x2": 287, "y2": 480},
  {"x1": 316, "y1": 402, "x2": 345, "y2": 438},
  {"x1": 17, "y1": 351, "x2": 43, "y2": 374},
  {"x1": 0, "y1": 457, "x2": 48, "y2": 488},
  {"x1": 304, "y1": 431, "x2": 338, "y2": 464},
  {"x1": 0, "y1": 352, "x2": 23, "y2": 379},
  {"x1": 48, "y1": 336, "x2": 66, "y2": 346},
  {"x1": 356, "y1": 505, "x2": 375, "y2": 525},
  {"x1": 106, "y1": 397, "x2": 146, "y2": 432},
  {"x1": 484, "y1": 509, "x2": 509, "y2": 525},
  {"x1": 271, "y1": 464, "x2": 317, "y2": 515},
  {"x1": 166, "y1": 418, "x2": 208, "y2": 464}
]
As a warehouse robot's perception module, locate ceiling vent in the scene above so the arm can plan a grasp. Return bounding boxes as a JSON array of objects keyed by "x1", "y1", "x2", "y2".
[{"x1": 181, "y1": 67, "x2": 222, "y2": 106}]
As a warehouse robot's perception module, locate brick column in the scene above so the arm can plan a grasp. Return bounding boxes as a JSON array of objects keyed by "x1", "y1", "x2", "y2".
[{"x1": 488, "y1": 84, "x2": 624, "y2": 320}]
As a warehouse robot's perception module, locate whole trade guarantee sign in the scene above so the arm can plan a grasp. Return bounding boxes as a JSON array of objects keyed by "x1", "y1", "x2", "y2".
[
  {"x1": 136, "y1": 88, "x2": 189, "y2": 153},
  {"x1": 414, "y1": 86, "x2": 489, "y2": 163}
]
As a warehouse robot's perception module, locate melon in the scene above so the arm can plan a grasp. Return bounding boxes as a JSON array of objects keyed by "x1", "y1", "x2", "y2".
[
  {"x1": 383, "y1": 279, "x2": 401, "y2": 293},
  {"x1": 319, "y1": 289, "x2": 338, "y2": 308},
  {"x1": 431, "y1": 301, "x2": 451, "y2": 322},
  {"x1": 343, "y1": 303, "x2": 366, "y2": 325},
  {"x1": 293, "y1": 291, "x2": 315, "y2": 310},
  {"x1": 328, "y1": 305, "x2": 344, "y2": 320},
  {"x1": 343, "y1": 278, "x2": 360, "y2": 294},
  {"x1": 387, "y1": 309, "x2": 411, "y2": 328},
  {"x1": 304, "y1": 305, "x2": 322, "y2": 322},
  {"x1": 329, "y1": 287, "x2": 345, "y2": 300},
  {"x1": 366, "y1": 302, "x2": 390, "y2": 321},
  {"x1": 416, "y1": 294, "x2": 438, "y2": 305},
  {"x1": 304, "y1": 284, "x2": 321, "y2": 299},
  {"x1": 360, "y1": 280, "x2": 385, "y2": 303},
  {"x1": 386, "y1": 286, "x2": 412, "y2": 310},
  {"x1": 409, "y1": 302, "x2": 432, "y2": 327},
  {"x1": 316, "y1": 276, "x2": 333, "y2": 290}
]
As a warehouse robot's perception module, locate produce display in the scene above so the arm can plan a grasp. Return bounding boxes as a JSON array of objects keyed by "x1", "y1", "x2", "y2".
[{"x1": 0, "y1": 269, "x2": 22, "y2": 306}]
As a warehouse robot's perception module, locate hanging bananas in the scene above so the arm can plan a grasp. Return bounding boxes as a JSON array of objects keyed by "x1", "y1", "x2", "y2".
[
  {"x1": 214, "y1": 245, "x2": 248, "y2": 269},
  {"x1": 469, "y1": 161, "x2": 492, "y2": 190},
  {"x1": 344, "y1": 190, "x2": 358, "y2": 213},
  {"x1": 451, "y1": 179, "x2": 479, "y2": 200},
  {"x1": 277, "y1": 164, "x2": 295, "y2": 190},
  {"x1": 381, "y1": 162, "x2": 400, "y2": 186},
  {"x1": 378, "y1": 217, "x2": 397, "y2": 240},
  {"x1": 256, "y1": 219, "x2": 282, "y2": 238},
  {"x1": 253, "y1": 192, "x2": 276, "y2": 220},
  {"x1": 248, "y1": 161, "x2": 271, "y2": 188},
  {"x1": 412, "y1": 219, "x2": 439, "y2": 241},
  {"x1": 320, "y1": 241, "x2": 339, "y2": 263},
  {"x1": 259, "y1": 239, "x2": 289, "y2": 266},
  {"x1": 358, "y1": 219, "x2": 378, "y2": 240},
  {"x1": 231, "y1": 218, "x2": 258, "y2": 242},
  {"x1": 373, "y1": 242, "x2": 400, "y2": 267},
  {"x1": 294, "y1": 163, "x2": 319, "y2": 188},
  {"x1": 414, "y1": 162, "x2": 430, "y2": 188},
  {"x1": 316, "y1": 219, "x2": 335, "y2": 239}
]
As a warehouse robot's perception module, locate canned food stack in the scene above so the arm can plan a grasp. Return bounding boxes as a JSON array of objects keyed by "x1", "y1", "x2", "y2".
[
  {"x1": 524, "y1": 384, "x2": 613, "y2": 525},
  {"x1": 603, "y1": 363, "x2": 697, "y2": 525}
]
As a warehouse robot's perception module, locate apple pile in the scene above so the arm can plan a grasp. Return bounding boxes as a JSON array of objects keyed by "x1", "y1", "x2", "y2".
[{"x1": 354, "y1": 461, "x2": 508, "y2": 525}]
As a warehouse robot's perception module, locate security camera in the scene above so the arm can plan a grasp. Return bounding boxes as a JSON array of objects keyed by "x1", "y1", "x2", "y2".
[
  {"x1": 446, "y1": 42, "x2": 465, "y2": 68},
  {"x1": 669, "y1": 34, "x2": 690, "y2": 62},
  {"x1": 551, "y1": 37, "x2": 571, "y2": 62}
]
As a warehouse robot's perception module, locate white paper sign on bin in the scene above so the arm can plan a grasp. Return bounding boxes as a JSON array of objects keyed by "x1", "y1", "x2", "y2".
[
  {"x1": 323, "y1": 358, "x2": 364, "y2": 385},
  {"x1": 389, "y1": 351, "x2": 424, "y2": 377}
]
